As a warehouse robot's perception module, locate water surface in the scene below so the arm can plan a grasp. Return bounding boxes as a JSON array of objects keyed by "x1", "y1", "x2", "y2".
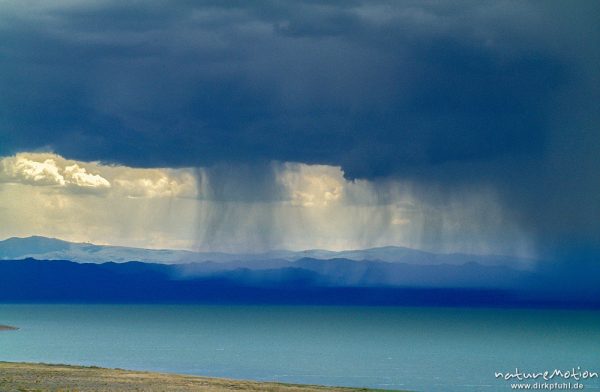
[{"x1": 1, "y1": 305, "x2": 598, "y2": 391}]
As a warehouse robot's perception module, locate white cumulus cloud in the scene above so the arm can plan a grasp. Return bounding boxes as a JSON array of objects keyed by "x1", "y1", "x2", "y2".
[
  {"x1": 1, "y1": 156, "x2": 66, "y2": 186},
  {"x1": 0, "y1": 154, "x2": 110, "y2": 191},
  {"x1": 0, "y1": 153, "x2": 199, "y2": 198},
  {"x1": 114, "y1": 172, "x2": 196, "y2": 199},
  {"x1": 64, "y1": 164, "x2": 111, "y2": 189}
]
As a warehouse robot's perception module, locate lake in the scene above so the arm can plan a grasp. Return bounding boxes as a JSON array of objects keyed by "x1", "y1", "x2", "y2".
[{"x1": 1, "y1": 304, "x2": 599, "y2": 391}]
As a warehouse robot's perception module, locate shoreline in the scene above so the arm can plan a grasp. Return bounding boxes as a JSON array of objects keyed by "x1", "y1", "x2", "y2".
[{"x1": 0, "y1": 362, "x2": 399, "y2": 391}]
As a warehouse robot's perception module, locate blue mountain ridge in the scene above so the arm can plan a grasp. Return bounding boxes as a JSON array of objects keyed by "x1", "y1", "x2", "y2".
[
  {"x1": 0, "y1": 236, "x2": 531, "y2": 267},
  {"x1": 1, "y1": 257, "x2": 598, "y2": 308}
]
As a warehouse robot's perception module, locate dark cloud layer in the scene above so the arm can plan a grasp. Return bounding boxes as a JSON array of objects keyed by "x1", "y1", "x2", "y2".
[{"x1": 1, "y1": 1, "x2": 599, "y2": 257}]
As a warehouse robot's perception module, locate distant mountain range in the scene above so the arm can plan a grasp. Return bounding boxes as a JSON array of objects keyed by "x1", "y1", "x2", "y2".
[
  {"x1": 0, "y1": 258, "x2": 510, "y2": 306},
  {"x1": 1, "y1": 236, "x2": 598, "y2": 308},
  {"x1": 0, "y1": 236, "x2": 530, "y2": 267},
  {"x1": 0, "y1": 258, "x2": 598, "y2": 308}
]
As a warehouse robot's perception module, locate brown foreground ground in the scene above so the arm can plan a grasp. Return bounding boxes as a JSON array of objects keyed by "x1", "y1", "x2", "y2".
[{"x1": 0, "y1": 362, "x2": 397, "y2": 392}]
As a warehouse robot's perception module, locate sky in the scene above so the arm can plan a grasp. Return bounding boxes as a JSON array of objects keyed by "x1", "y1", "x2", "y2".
[{"x1": 0, "y1": 1, "x2": 598, "y2": 259}]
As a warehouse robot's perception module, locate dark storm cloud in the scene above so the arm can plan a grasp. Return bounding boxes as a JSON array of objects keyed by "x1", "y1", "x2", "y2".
[
  {"x1": 1, "y1": 1, "x2": 599, "y2": 257},
  {"x1": 0, "y1": 1, "x2": 567, "y2": 171}
]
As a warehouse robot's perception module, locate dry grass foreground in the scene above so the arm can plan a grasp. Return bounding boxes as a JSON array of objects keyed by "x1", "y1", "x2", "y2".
[{"x1": 0, "y1": 362, "x2": 398, "y2": 392}]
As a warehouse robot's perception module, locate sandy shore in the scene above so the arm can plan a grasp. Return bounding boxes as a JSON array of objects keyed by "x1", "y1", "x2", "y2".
[{"x1": 0, "y1": 362, "x2": 397, "y2": 392}]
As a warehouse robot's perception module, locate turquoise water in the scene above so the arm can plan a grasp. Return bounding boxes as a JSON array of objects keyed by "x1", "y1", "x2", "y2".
[{"x1": 0, "y1": 305, "x2": 599, "y2": 391}]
